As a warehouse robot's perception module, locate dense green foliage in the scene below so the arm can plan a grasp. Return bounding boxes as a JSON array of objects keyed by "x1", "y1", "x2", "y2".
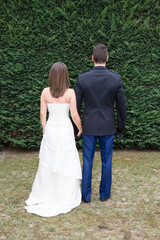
[{"x1": 0, "y1": 0, "x2": 160, "y2": 150}]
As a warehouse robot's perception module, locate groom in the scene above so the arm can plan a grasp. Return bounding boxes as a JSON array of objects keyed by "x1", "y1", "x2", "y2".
[{"x1": 75, "y1": 44, "x2": 127, "y2": 203}]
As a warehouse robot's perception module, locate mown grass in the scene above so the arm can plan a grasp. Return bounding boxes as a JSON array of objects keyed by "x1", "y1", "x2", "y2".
[{"x1": 0, "y1": 149, "x2": 160, "y2": 240}]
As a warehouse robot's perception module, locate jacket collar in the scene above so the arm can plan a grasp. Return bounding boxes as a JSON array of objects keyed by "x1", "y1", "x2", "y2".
[{"x1": 92, "y1": 66, "x2": 107, "y2": 70}]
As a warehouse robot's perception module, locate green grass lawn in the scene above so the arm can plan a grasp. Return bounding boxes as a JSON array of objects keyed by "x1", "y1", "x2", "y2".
[{"x1": 0, "y1": 149, "x2": 160, "y2": 240}]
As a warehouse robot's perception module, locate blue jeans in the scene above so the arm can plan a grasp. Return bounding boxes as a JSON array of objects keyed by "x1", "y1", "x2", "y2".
[{"x1": 82, "y1": 134, "x2": 114, "y2": 202}]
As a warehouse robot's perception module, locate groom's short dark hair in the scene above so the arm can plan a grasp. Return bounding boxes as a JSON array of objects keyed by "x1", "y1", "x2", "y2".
[{"x1": 93, "y1": 44, "x2": 108, "y2": 63}]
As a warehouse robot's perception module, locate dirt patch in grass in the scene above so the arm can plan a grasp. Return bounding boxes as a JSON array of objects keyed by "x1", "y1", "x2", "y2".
[{"x1": 0, "y1": 149, "x2": 160, "y2": 240}]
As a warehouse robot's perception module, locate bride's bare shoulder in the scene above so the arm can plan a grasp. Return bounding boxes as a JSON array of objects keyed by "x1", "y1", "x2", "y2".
[
  {"x1": 43, "y1": 87, "x2": 49, "y2": 92},
  {"x1": 67, "y1": 88, "x2": 75, "y2": 95},
  {"x1": 64, "y1": 88, "x2": 75, "y2": 102},
  {"x1": 41, "y1": 87, "x2": 49, "y2": 95}
]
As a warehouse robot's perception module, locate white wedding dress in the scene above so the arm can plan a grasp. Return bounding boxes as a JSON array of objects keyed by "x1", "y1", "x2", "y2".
[{"x1": 25, "y1": 103, "x2": 82, "y2": 217}]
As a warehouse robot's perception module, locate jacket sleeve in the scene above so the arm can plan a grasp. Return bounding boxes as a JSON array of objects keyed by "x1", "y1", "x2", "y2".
[
  {"x1": 72, "y1": 75, "x2": 83, "y2": 136},
  {"x1": 75, "y1": 75, "x2": 83, "y2": 115},
  {"x1": 115, "y1": 77, "x2": 127, "y2": 130}
]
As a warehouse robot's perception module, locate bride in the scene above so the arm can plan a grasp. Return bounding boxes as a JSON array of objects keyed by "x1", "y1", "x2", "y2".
[{"x1": 25, "y1": 62, "x2": 82, "y2": 217}]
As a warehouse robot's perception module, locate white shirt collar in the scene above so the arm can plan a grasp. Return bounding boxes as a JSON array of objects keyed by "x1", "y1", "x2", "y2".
[{"x1": 94, "y1": 64, "x2": 106, "y2": 67}]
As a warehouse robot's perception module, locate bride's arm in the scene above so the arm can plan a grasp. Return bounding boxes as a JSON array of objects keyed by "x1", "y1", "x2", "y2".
[
  {"x1": 69, "y1": 89, "x2": 82, "y2": 137},
  {"x1": 40, "y1": 89, "x2": 47, "y2": 135}
]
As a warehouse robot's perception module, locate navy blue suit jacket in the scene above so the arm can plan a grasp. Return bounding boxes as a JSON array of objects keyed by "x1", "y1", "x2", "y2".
[{"x1": 75, "y1": 66, "x2": 127, "y2": 136}]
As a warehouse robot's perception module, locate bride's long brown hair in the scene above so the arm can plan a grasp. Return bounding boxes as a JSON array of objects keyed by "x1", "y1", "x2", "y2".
[{"x1": 49, "y1": 62, "x2": 70, "y2": 98}]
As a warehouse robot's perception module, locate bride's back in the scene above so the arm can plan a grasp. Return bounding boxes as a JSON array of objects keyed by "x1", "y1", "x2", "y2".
[{"x1": 43, "y1": 87, "x2": 72, "y2": 104}]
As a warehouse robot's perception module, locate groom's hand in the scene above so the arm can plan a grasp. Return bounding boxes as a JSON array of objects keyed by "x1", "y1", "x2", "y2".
[
  {"x1": 75, "y1": 135, "x2": 81, "y2": 141},
  {"x1": 115, "y1": 128, "x2": 123, "y2": 138}
]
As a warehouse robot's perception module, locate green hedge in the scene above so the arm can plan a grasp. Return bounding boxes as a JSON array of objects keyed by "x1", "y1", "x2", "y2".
[{"x1": 0, "y1": 0, "x2": 160, "y2": 150}]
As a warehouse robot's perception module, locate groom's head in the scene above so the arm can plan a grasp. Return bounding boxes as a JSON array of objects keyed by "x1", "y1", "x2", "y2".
[{"x1": 92, "y1": 44, "x2": 108, "y2": 64}]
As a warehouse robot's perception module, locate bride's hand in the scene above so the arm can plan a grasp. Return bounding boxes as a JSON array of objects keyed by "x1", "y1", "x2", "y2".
[{"x1": 77, "y1": 130, "x2": 82, "y2": 137}]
